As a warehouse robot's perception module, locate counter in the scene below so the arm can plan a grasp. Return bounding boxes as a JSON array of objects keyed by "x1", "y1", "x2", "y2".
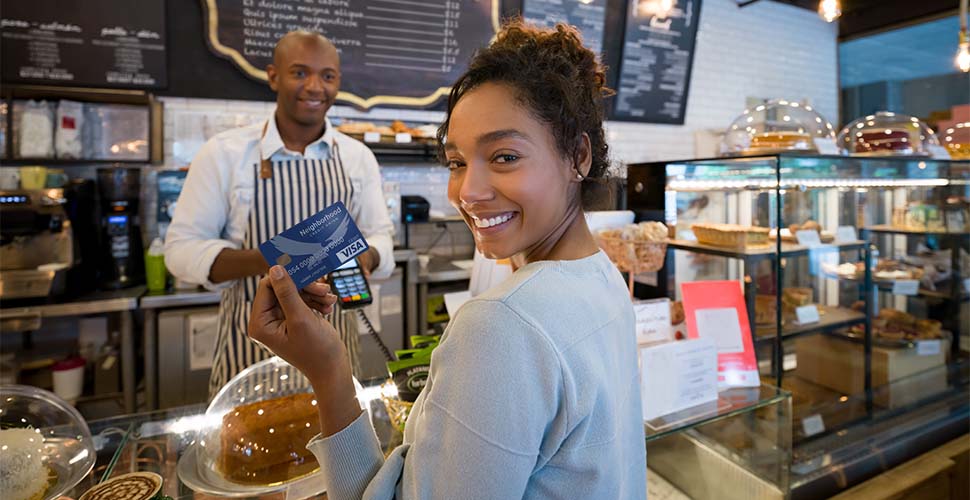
[{"x1": 0, "y1": 286, "x2": 145, "y2": 413}]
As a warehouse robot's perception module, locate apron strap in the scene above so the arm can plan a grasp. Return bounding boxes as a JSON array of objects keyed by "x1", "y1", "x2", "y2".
[{"x1": 259, "y1": 121, "x2": 273, "y2": 179}]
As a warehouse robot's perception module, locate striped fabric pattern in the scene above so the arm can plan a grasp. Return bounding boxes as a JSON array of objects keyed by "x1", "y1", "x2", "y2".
[{"x1": 209, "y1": 144, "x2": 361, "y2": 397}]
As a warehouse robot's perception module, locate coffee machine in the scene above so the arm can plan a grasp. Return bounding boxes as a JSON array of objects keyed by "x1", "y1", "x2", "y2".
[
  {"x1": 97, "y1": 168, "x2": 143, "y2": 289},
  {"x1": 0, "y1": 189, "x2": 74, "y2": 299}
]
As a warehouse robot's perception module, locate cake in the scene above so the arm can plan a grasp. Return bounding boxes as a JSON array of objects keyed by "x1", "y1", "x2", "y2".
[
  {"x1": 78, "y1": 472, "x2": 162, "y2": 500},
  {"x1": 747, "y1": 131, "x2": 814, "y2": 152},
  {"x1": 0, "y1": 428, "x2": 50, "y2": 500},
  {"x1": 854, "y1": 128, "x2": 914, "y2": 155},
  {"x1": 218, "y1": 393, "x2": 322, "y2": 485},
  {"x1": 691, "y1": 223, "x2": 770, "y2": 248}
]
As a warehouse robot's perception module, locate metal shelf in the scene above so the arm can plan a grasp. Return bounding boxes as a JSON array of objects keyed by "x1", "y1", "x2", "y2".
[
  {"x1": 754, "y1": 306, "x2": 867, "y2": 344},
  {"x1": 667, "y1": 239, "x2": 866, "y2": 261}
]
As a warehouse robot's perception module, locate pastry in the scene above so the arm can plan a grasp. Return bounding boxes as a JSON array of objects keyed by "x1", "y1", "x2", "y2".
[
  {"x1": 782, "y1": 287, "x2": 813, "y2": 314},
  {"x1": 851, "y1": 308, "x2": 944, "y2": 342},
  {"x1": 335, "y1": 121, "x2": 376, "y2": 134},
  {"x1": 390, "y1": 120, "x2": 410, "y2": 134},
  {"x1": 79, "y1": 472, "x2": 162, "y2": 500},
  {"x1": 219, "y1": 393, "x2": 321, "y2": 485},
  {"x1": 747, "y1": 131, "x2": 814, "y2": 152},
  {"x1": 691, "y1": 223, "x2": 770, "y2": 248},
  {"x1": 670, "y1": 301, "x2": 685, "y2": 325},
  {"x1": 0, "y1": 428, "x2": 50, "y2": 500}
]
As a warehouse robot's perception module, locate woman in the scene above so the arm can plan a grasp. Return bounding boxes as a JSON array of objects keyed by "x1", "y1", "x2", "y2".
[{"x1": 249, "y1": 21, "x2": 647, "y2": 499}]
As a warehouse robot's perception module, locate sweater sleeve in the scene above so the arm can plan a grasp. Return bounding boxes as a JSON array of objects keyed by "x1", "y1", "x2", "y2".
[{"x1": 307, "y1": 299, "x2": 565, "y2": 500}]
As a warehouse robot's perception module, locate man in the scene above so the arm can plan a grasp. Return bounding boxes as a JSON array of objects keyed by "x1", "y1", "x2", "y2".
[{"x1": 165, "y1": 31, "x2": 394, "y2": 396}]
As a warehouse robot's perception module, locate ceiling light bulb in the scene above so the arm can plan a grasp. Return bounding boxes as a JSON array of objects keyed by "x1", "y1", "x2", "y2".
[
  {"x1": 818, "y1": 0, "x2": 841, "y2": 23},
  {"x1": 957, "y1": 41, "x2": 970, "y2": 73}
]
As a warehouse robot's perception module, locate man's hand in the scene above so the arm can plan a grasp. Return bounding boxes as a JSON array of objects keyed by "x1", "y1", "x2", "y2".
[{"x1": 356, "y1": 247, "x2": 380, "y2": 279}]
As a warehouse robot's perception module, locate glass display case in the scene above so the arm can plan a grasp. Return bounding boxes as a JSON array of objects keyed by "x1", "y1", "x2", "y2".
[
  {"x1": 627, "y1": 153, "x2": 970, "y2": 498},
  {"x1": 53, "y1": 380, "x2": 792, "y2": 499}
]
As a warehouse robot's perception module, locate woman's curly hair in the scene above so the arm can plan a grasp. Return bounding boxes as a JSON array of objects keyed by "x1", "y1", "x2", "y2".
[{"x1": 437, "y1": 19, "x2": 614, "y2": 209}]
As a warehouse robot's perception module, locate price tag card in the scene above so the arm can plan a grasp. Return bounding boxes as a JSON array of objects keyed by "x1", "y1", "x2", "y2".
[
  {"x1": 892, "y1": 279, "x2": 919, "y2": 296},
  {"x1": 363, "y1": 131, "x2": 381, "y2": 143},
  {"x1": 813, "y1": 137, "x2": 840, "y2": 155},
  {"x1": 795, "y1": 229, "x2": 823, "y2": 247},
  {"x1": 394, "y1": 132, "x2": 413, "y2": 144},
  {"x1": 925, "y1": 144, "x2": 951, "y2": 160},
  {"x1": 917, "y1": 339, "x2": 942, "y2": 356},
  {"x1": 835, "y1": 225, "x2": 857, "y2": 242},
  {"x1": 802, "y1": 414, "x2": 825, "y2": 437},
  {"x1": 795, "y1": 304, "x2": 821, "y2": 325},
  {"x1": 640, "y1": 337, "x2": 718, "y2": 421},
  {"x1": 634, "y1": 298, "x2": 673, "y2": 345}
]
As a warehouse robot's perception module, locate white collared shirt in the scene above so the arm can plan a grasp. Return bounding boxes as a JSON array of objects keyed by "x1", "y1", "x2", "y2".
[{"x1": 164, "y1": 113, "x2": 395, "y2": 289}]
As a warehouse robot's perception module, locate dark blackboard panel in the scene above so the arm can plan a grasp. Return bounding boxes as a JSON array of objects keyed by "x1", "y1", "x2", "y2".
[
  {"x1": 203, "y1": 0, "x2": 499, "y2": 110},
  {"x1": 161, "y1": 0, "x2": 275, "y2": 100},
  {"x1": 0, "y1": 0, "x2": 167, "y2": 89},
  {"x1": 523, "y1": 0, "x2": 608, "y2": 56},
  {"x1": 611, "y1": 0, "x2": 702, "y2": 124}
]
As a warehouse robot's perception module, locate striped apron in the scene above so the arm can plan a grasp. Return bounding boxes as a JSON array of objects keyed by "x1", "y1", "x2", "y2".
[{"x1": 208, "y1": 134, "x2": 360, "y2": 397}]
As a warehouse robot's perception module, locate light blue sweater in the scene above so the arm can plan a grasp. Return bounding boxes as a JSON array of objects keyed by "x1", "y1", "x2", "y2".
[{"x1": 308, "y1": 251, "x2": 647, "y2": 499}]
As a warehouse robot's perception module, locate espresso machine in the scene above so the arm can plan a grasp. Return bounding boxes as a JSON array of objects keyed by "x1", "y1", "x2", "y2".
[
  {"x1": 0, "y1": 189, "x2": 74, "y2": 299},
  {"x1": 97, "y1": 168, "x2": 143, "y2": 289}
]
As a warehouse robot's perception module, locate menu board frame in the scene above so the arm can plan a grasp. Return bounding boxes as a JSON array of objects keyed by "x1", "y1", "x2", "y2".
[
  {"x1": 201, "y1": 0, "x2": 500, "y2": 110},
  {"x1": 0, "y1": 0, "x2": 167, "y2": 90},
  {"x1": 608, "y1": 0, "x2": 702, "y2": 125}
]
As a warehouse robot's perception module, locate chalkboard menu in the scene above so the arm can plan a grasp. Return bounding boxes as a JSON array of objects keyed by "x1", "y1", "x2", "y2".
[
  {"x1": 523, "y1": 0, "x2": 607, "y2": 56},
  {"x1": 612, "y1": 0, "x2": 701, "y2": 124},
  {"x1": 204, "y1": 0, "x2": 499, "y2": 110},
  {"x1": 0, "y1": 0, "x2": 166, "y2": 89}
]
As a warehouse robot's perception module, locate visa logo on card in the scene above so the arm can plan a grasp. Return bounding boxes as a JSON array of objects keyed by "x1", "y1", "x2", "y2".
[{"x1": 258, "y1": 201, "x2": 369, "y2": 289}]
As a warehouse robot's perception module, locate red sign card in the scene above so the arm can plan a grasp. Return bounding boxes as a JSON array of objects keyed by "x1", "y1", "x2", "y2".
[{"x1": 681, "y1": 280, "x2": 760, "y2": 388}]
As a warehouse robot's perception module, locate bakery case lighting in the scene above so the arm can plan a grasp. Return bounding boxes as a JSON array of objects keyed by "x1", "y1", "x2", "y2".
[{"x1": 666, "y1": 178, "x2": 951, "y2": 192}]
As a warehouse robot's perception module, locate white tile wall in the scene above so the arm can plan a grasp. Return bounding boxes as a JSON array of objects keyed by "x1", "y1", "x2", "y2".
[{"x1": 159, "y1": 0, "x2": 838, "y2": 182}]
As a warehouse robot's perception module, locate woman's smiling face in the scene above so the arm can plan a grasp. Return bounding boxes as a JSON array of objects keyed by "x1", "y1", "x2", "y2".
[{"x1": 445, "y1": 82, "x2": 579, "y2": 261}]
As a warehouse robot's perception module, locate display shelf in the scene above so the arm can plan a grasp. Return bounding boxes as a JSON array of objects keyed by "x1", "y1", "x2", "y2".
[
  {"x1": 753, "y1": 306, "x2": 866, "y2": 343},
  {"x1": 644, "y1": 384, "x2": 789, "y2": 443},
  {"x1": 864, "y1": 225, "x2": 970, "y2": 237},
  {"x1": 667, "y1": 239, "x2": 866, "y2": 261},
  {"x1": 0, "y1": 158, "x2": 150, "y2": 166}
]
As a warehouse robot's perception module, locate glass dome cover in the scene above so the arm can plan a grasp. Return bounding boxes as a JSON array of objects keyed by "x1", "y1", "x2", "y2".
[
  {"x1": 721, "y1": 99, "x2": 835, "y2": 156},
  {"x1": 0, "y1": 385, "x2": 96, "y2": 500},
  {"x1": 939, "y1": 122, "x2": 970, "y2": 159},
  {"x1": 838, "y1": 111, "x2": 940, "y2": 156},
  {"x1": 185, "y1": 356, "x2": 364, "y2": 496}
]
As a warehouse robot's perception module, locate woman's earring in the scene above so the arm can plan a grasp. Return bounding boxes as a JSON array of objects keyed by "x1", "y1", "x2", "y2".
[{"x1": 575, "y1": 171, "x2": 584, "y2": 181}]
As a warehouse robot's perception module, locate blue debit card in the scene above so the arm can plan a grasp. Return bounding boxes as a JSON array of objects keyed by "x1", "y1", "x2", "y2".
[{"x1": 258, "y1": 201, "x2": 369, "y2": 290}]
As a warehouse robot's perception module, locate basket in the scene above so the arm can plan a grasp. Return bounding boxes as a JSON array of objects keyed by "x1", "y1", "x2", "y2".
[{"x1": 596, "y1": 235, "x2": 668, "y2": 274}]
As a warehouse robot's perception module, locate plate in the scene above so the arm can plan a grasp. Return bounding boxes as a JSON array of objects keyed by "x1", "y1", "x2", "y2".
[{"x1": 176, "y1": 445, "x2": 327, "y2": 498}]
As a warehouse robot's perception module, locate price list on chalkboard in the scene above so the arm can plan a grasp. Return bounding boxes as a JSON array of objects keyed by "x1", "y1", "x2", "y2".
[
  {"x1": 206, "y1": 0, "x2": 498, "y2": 109},
  {"x1": 523, "y1": 0, "x2": 607, "y2": 56},
  {"x1": 0, "y1": 0, "x2": 166, "y2": 88},
  {"x1": 613, "y1": 0, "x2": 701, "y2": 124}
]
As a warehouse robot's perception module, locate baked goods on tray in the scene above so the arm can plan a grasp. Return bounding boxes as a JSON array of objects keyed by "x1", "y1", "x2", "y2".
[
  {"x1": 219, "y1": 393, "x2": 321, "y2": 485},
  {"x1": 597, "y1": 221, "x2": 668, "y2": 273},
  {"x1": 824, "y1": 260, "x2": 924, "y2": 282},
  {"x1": 0, "y1": 428, "x2": 52, "y2": 500},
  {"x1": 691, "y1": 223, "x2": 770, "y2": 249},
  {"x1": 848, "y1": 308, "x2": 943, "y2": 342}
]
